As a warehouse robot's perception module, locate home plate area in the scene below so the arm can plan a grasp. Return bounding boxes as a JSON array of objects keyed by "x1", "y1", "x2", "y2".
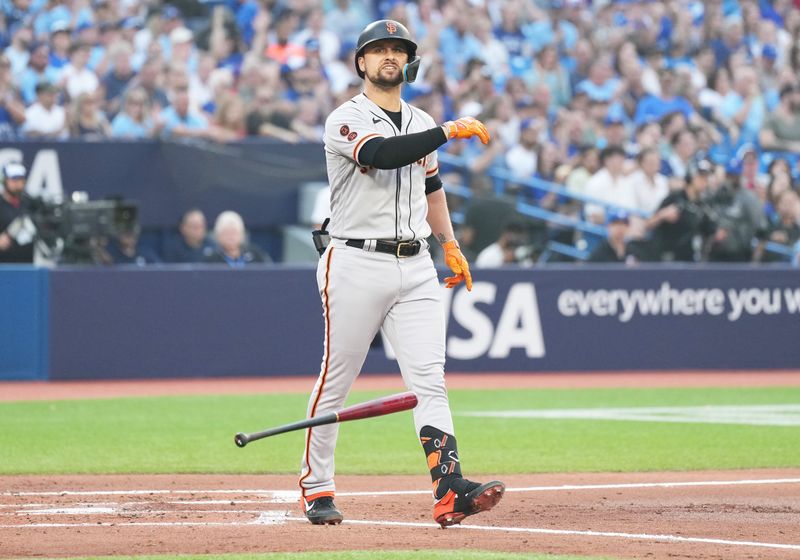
[{"x1": 1, "y1": 472, "x2": 799, "y2": 560}]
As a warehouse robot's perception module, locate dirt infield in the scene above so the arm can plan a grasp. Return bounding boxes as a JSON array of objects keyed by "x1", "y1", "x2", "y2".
[
  {"x1": 2, "y1": 371, "x2": 799, "y2": 559},
  {"x1": 1, "y1": 471, "x2": 799, "y2": 560}
]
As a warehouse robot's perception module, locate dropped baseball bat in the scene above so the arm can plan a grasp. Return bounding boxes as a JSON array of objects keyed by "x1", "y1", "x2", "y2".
[{"x1": 234, "y1": 391, "x2": 418, "y2": 448}]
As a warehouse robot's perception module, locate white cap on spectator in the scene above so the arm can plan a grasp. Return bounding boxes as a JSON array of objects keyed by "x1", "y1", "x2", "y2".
[
  {"x1": 169, "y1": 27, "x2": 193, "y2": 45},
  {"x1": 50, "y1": 20, "x2": 71, "y2": 34},
  {"x1": 4, "y1": 162, "x2": 27, "y2": 179}
]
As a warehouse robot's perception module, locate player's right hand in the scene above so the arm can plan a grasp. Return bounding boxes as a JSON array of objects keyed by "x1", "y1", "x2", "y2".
[{"x1": 442, "y1": 117, "x2": 490, "y2": 145}]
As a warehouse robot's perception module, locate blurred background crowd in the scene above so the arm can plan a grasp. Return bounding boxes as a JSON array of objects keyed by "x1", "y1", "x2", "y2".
[{"x1": 1, "y1": 0, "x2": 800, "y2": 265}]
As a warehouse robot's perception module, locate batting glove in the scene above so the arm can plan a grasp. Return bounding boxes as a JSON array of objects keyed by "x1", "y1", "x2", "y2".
[
  {"x1": 442, "y1": 117, "x2": 490, "y2": 145},
  {"x1": 442, "y1": 240, "x2": 473, "y2": 291}
]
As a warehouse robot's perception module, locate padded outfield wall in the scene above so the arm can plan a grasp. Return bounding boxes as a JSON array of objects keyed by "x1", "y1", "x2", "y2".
[{"x1": 1, "y1": 265, "x2": 799, "y2": 380}]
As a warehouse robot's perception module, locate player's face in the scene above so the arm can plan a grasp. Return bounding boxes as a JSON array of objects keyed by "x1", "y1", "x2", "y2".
[{"x1": 360, "y1": 40, "x2": 408, "y2": 88}]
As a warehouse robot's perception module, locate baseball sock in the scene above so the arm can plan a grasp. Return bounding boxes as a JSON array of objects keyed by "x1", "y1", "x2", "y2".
[{"x1": 419, "y1": 425, "x2": 479, "y2": 500}]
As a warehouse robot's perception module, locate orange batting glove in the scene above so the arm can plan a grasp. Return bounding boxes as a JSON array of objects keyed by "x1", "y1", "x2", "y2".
[
  {"x1": 442, "y1": 240, "x2": 472, "y2": 291},
  {"x1": 442, "y1": 117, "x2": 490, "y2": 145}
]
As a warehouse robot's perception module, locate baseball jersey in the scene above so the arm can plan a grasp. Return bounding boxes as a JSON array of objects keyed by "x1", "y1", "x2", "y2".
[{"x1": 323, "y1": 93, "x2": 440, "y2": 241}]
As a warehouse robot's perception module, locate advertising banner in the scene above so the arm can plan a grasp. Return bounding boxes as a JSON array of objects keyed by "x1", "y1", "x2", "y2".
[{"x1": 38, "y1": 265, "x2": 800, "y2": 380}]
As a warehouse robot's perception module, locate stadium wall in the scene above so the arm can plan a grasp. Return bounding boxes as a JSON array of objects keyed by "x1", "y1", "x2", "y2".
[
  {"x1": 2, "y1": 265, "x2": 799, "y2": 380},
  {"x1": 0, "y1": 140, "x2": 328, "y2": 229}
]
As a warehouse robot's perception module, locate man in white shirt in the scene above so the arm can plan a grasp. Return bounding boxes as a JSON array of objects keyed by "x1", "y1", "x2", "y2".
[
  {"x1": 628, "y1": 147, "x2": 669, "y2": 215},
  {"x1": 22, "y1": 82, "x2": 66, "y2": 138},
  {"x1": 505, "y1": 118, "x2": 540, "y2": 179},
  {"x1": 583, "y1": 145, "x2": 637, "y2": 223},
  {"x1": 60, "y1": 42, "x2": 99, "y2": 99}
]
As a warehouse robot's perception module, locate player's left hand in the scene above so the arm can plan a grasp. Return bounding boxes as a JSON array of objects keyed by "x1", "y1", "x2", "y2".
[
  {"x1": 442, "y1": 117, "x2": 490, "y2": 145},
  {"x1": 442, "y1": 240, "x2": 472, "y2": 291}
]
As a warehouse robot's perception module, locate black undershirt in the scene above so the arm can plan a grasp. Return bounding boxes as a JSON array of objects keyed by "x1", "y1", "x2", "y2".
[{"x1": 357, "y1": 108, "x2": 446, "y2": 195}]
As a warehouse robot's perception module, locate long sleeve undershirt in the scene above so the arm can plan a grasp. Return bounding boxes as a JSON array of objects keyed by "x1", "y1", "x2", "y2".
[
  {"x1": 357, "y1": 127, "x2": 447, "y2": 194},
  {"x1": 358, "y1": 127, "x2": 447, "y2": 170}
]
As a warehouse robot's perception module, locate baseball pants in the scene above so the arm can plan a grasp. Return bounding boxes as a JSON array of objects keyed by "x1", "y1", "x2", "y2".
[{"x1": 299, "y1": 238, "x2": 454, "y2": 502}]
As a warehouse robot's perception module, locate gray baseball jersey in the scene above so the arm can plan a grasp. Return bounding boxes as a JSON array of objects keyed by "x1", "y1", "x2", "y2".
[
  {"x1": 299, "y1": 92, "x2": 454, "y2": 509},
  {"x1": 323, "y1": 93, "x2": 440, "y2": 241}
]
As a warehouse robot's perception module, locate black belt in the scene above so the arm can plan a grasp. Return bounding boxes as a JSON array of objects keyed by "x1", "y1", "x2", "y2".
[{"x1": 346, "y1": 239, "x2": 421, "y2": 257}]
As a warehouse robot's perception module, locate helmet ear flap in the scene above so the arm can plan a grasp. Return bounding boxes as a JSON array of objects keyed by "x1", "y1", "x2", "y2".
[
  {"x1": 403, "y1": 56, "x2": 421, "y2": 83},
  {"x1": 356, "y1": 51, "x2": 366, "y2": 78}
]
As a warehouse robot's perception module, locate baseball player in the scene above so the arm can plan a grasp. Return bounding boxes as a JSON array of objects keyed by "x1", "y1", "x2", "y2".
[{"x1": 299, "y1": 19, "x2": 505, "y2": 527}]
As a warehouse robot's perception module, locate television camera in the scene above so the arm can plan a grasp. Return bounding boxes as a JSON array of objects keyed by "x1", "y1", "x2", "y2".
[{"x1": 26, "y1": 192, "x2": 139, "y2": 264}]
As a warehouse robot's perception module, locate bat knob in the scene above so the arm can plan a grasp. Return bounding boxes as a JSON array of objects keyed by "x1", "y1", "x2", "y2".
[{"x1": 234, "y1": 433, "x2": 249, "y2": 448}]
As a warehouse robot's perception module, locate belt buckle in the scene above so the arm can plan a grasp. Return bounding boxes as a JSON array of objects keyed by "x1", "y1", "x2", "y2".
[{"x1": 396, "y1": 241, "x2": 411, "y2": 257}]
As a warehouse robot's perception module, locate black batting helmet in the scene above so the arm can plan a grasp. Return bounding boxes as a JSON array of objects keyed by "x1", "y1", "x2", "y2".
[{"x1": 354, "y1": 20, "x2": 419, "y2": 82}]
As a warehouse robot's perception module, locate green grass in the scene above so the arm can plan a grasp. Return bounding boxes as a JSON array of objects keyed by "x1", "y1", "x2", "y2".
[
  {"x1": 1, "y1": 387, "x2": 799, "y2": 475},
  {"x1": 56, "y1": 553, "x2": 615, "y2": 560}
]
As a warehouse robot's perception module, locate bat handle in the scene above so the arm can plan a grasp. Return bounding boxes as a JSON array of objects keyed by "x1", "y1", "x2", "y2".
[{"x1": 234, "y1": 433, "x2": 250, "y2": 448}]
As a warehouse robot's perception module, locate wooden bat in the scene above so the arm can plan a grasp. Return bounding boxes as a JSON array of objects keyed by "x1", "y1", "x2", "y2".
[{"x1": 234, "y1": 391, "x2": 418, "y2": 448}]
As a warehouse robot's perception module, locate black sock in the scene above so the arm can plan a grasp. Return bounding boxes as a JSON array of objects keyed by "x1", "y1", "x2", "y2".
[{"x1": 419, "y1": 425, "x2": 464, "y2": 500}]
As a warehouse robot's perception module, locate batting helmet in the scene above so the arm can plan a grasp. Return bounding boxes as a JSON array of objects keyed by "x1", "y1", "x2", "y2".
[{"x1": 354, "y1": 20, "x2": 420, "y2": 83}]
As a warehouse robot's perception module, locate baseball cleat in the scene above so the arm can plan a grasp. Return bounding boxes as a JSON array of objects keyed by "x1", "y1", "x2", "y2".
[
  {"x1": 304, "y1": 496, "x2": 343, "y2": 525},
  {"x1": 434, "y1": 480, "x2": 505, "y2": 528}
]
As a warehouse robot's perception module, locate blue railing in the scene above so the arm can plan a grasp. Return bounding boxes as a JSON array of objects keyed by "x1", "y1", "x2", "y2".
[{"x1": 439, "y1": 152, "x2": 795, "y2": 263}]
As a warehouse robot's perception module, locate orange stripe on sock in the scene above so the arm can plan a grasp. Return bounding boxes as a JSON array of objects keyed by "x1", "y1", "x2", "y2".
[
  {"x1": 304, "y1": 491, "x2": 335, "y2": 503},
  {"x1": 298, "y1": 247, "x2": 335, "y2": 500},
  {"x1": 427, "y1": 451, "x2": 440, "y2": 470}
]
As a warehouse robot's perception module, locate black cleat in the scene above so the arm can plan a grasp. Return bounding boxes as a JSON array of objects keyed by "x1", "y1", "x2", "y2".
[
  {"x1": 305, "y1": 496, "x2": 343, "y2": 525},
  {"x1": 434, "y1": 479, "x2": 505, "y2": 527}
]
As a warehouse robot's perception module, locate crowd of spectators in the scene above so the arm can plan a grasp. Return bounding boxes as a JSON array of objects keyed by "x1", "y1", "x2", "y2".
[{"x1": 1, "y1": 0, "x2": 799, "y2": 264}]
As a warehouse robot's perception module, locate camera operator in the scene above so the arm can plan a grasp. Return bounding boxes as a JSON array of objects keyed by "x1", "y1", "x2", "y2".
[
  {"x1": 475, "y1": 222, "x2": 533, "y2": 267},
  {"x1": 644, "y1": 159, "x2": 718, "y2": 262},
  {"x1": 0, "y1": 162, "x2": 34, "y2": 263},
  {"x1": 706, "y1": 158, "x2": 768, "y2": 262}
]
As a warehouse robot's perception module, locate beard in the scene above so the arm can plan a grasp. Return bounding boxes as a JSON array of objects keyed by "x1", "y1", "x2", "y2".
[{"x1": 366, "y1": 65, "x2": 404, "y2": 89}]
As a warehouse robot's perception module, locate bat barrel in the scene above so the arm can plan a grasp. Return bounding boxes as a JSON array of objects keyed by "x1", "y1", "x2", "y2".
[{"x1": 337, "y1": 391, "x2": 418, "y2": 422}]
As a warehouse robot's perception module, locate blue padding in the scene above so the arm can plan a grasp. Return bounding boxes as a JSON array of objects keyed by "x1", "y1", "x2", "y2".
[{"x1": 0, "y1": 266, "x2": 49, "y2": 380}]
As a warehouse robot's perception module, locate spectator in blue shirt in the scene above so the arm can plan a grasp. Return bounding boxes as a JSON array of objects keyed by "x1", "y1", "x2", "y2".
[
  {"x1": 710, "y1": 15, "x2": 748, "y2": 67},
  {"x1": 0, "y1": 54, "x2": 25, "y2": 138},
  {"x1": 163, "y1": 208, "x2": 214, "y2": 263},
  {"x1": 103, "y1": 42, "x2": 135, "y2": 117},
  {"x1": 47, "y1": 21, "x2": 69, "y2": 70},
  {"x1": 634, "y1": 67, "x2": 695, "y2": 126},
  {"x1": 438, "y1": 9, "x2": 483, "y2": 80},
  {"x1": 111, "y1": 87, "x2": 158, "y2": 138},
  {"x1": 720, "y1": 65, "x2": 766, "y2": 145},
  {"x1": 159, "y1": 83, "x2": 209, "y2": 139},
  {"x1": 18, "y1": 41, "x2": 58, "y2": 104},
  {"x1": 575, "y1": 58, "x2": 620, "y2": 103},
  {"x1": 496, "y1": 3, "x2": 532, "y2": 77},
  {"x1": 33, "y1": 0, "x2": 71, "y2": 41}
]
